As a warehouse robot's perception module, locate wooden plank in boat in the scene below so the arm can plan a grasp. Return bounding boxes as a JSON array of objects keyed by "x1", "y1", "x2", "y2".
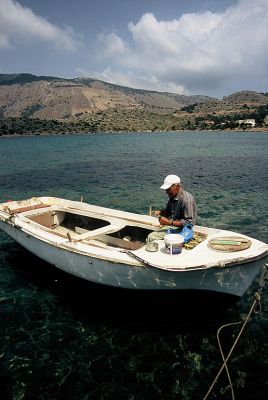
[
  {"x1": 93, "y1": 234, "x2": 144, "y2": 250},
  {"x1": 8, "y1": 204, "x2": 50, "y2": 215}
]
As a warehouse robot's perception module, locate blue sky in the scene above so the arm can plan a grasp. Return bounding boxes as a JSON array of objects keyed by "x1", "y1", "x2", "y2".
[{"x1": 0, "y1": 0, "x2": 267, "y2": 98}]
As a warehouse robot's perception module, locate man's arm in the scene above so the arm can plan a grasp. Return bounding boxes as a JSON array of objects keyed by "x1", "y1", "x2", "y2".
[{"x1": 177, "y1": 198, "x2": 196, "y2": 226}]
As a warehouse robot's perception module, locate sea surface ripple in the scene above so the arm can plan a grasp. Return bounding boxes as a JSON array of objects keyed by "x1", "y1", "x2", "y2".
[{"x1": 0, "y1": 131, "x2": 267, "y2": 399}]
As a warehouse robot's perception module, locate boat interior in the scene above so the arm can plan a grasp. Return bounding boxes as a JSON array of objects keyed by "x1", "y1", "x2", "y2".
[
  {"x1": 2, "y1": 200, "x2": 208, "y2": 251},
  {"x1": 23, "y1": 207, "x2": 153, "y2": 250}
]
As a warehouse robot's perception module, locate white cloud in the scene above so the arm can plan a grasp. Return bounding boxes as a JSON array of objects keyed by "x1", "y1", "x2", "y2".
[
  {"x1": 80, "y1": 66, "x2": 187, "y2": 94},
  {"x1": 96, "y1": 32, "x2": 128, "y2": 59},
  {"x1": 93, "y1": 0, "x2": 268, "y2": 95},
  {"x1": 0, "y1": 0, "x2": 82, "y2": 51}
]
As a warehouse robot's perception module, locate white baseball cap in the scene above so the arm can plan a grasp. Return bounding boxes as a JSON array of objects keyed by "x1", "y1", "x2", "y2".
[{"x1": 160, "y1": 175, "x2": 181, "y2": 189}]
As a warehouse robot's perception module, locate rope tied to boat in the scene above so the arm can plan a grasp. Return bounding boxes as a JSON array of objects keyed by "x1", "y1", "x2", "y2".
[
  {"x1": 203, "y1": 263, "x2": 268, "y2": 400},
  {"x1": 0, "y1": 207, "x2": 17, "y2": 225}
]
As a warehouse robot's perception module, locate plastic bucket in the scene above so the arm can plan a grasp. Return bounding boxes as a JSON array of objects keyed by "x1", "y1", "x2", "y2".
[{"x1": 164, "y1": 234, "x2": 184, "y2": 254}]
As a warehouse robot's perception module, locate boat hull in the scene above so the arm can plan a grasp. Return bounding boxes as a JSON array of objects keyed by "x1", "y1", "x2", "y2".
[{"x1": 0, "y1": 219, "x2": 265, "y2": 297}]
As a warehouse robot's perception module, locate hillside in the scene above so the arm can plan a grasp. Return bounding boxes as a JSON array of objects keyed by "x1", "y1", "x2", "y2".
[
  {"x1": 0, "y1": 73, "x2": 212, "y2": 119},
  {"x1": 0, "y1": 74, "x2": 267, "y2": 134}
]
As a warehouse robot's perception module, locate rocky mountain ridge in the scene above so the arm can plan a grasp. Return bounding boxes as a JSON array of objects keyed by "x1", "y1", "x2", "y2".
[
  {"x1": 0, "y1": 74, "x2": 267, "y2": 134},
  {"x1": 0, "y1": 73, "x2": 213, "y2": 120}
]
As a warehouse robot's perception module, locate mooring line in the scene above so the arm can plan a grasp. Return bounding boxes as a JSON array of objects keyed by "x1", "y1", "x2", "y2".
[
  {"x1": 216, "y1": 320, "x2": 242, "y2": 400},
  {"x1": 203, "y1": 263, "x2": 268, "y2": 400}
]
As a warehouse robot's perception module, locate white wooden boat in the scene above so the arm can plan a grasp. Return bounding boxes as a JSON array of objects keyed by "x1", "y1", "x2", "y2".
[{"x1": 0, "y1": 196, "x2": 267, "y2": 297}]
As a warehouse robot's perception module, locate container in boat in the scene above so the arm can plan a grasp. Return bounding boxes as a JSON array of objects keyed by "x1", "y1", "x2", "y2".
[
  {"x1": 145, "y1": 241, "x2": 159, "y2": 252},
  {"x1": 164, "y1": 234, "x2": 184, "y2": 254}
]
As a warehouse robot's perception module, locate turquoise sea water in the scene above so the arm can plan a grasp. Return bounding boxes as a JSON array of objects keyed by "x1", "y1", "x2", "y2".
[{"x1": 0, "y1": 131, "x2": 268, "y2": 399}]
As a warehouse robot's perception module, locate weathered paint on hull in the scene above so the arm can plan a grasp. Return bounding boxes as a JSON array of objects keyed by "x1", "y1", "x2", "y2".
[{"x1": 0, "y1": 220, "x2": 265, "y2": 297}]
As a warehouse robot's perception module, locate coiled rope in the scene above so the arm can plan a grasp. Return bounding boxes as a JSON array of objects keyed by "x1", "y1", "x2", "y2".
[{"x1": 203, "y1": 263, "x2": 268, "y2": 400}]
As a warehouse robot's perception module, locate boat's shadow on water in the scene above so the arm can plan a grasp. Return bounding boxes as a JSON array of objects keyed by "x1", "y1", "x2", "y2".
[{"x1": 5, "y1": 244, "x2": 239, "y2": 331}]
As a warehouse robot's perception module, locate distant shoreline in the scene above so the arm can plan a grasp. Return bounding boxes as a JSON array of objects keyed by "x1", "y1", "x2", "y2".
[{"x1": 1, "y1": 128, "x2": 268, "y2": 138}]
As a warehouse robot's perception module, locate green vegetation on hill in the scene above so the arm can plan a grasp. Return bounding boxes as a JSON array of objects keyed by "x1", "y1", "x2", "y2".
[
  {"x1": 190, "y1": 103, "x2": 268, "y2": 130},
  {"x1": 0, "y1": 117, "x2": 96, "y2": 136},
  {"x1": 0, "y1": 73, "x2": 65, "y2": 86},
  {"x1": 0, "y1": 102, "x2": 267, "y2": 135}
]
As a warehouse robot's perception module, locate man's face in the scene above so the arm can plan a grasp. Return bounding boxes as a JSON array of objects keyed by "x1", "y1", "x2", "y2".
[{"x1": 166, "y1": 184, "x2": 180, "y2": 198}]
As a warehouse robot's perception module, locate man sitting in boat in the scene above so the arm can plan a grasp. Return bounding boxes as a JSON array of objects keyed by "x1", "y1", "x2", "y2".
[{"x1": 147, "y1": 174, "x2": 197, "y2": 242}]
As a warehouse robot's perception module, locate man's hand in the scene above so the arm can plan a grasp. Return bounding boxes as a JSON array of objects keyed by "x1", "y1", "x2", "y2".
[
  {"x1": 154, "y1": 210, "x2": 161, "y2": 216},
  {"x1": 159, "y1": 216, "x2": 171, "y2": 225}
]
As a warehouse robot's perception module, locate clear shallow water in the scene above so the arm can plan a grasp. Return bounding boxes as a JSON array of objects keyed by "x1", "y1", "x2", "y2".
[{"x1": 0, "y1": 131, "x2": 268, "y2": 399}]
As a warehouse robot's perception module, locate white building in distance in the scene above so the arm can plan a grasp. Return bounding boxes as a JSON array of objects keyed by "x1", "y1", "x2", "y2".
[{"x1": 237, "y1": 119, "x2": 256, "y2": 127}]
